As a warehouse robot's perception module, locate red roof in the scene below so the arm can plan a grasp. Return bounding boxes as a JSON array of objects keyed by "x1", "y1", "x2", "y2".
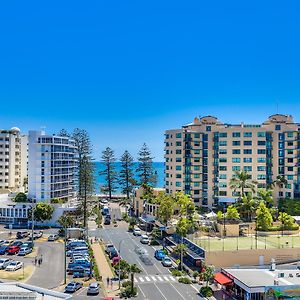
[{"x1": 214, "y1": 272, "x2": 232, "y2": 285}]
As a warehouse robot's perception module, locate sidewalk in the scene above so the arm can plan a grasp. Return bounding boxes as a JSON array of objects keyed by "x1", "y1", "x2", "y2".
[{"x1": 91, "y1": 241, "x2": 120, "y2": 297}]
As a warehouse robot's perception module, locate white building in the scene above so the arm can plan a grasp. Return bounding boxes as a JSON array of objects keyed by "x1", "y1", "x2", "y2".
[
  {"x1": 28, "y1": 130, "x2": 77, "y2": 203},
  {"x1": 0, "y1": 128, "x2": 28, "y2": 194}
]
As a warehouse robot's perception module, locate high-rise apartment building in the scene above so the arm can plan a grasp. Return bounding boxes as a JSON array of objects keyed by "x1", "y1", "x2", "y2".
[
  {"x1": 0, "y1": 128, "x2": 28, "y2": 193},
  {"x1": 28, "y1": 130, "x2": 77, "y2": 203},
  {"x1": 165, "y1": 114, "x2": 300, "y2": 208}
]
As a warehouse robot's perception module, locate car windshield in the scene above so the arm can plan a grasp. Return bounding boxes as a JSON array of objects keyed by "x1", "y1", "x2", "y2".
[{"x1": 10, "y1": 262, "x2": 17, "y2": 266}]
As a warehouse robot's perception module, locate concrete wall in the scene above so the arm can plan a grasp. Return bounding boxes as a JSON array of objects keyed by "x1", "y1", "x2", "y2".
[{"x1": 206, "y1": 247, "x2": 300, "y2": 268}]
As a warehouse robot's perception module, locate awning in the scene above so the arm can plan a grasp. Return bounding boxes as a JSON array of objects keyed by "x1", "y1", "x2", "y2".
[{"x1": 214, "y1": 272, "x2": 232, "y2": 285}]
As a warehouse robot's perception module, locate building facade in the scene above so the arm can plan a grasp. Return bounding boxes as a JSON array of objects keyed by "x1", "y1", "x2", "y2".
[
  {"x1": 28, "y1": 130, "x2": 77, "y2": 203},
  {"x1": 0, "y1": 128, "x2": 28, "y2": 193},
  {"x1": 165, "y1": 114, "x2": 300, "y2": 207}
]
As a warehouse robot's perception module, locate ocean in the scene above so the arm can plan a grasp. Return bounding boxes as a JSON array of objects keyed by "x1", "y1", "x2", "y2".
[{"x1": 94, "y1": 161, "x2": 165, "y2": 194}]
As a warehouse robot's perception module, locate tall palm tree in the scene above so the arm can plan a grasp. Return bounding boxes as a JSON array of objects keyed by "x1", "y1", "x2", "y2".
[
  {"x1": 129, "y1": 264, "x2": 141, "y2": 294},
  {"x1": 256, "y1": 189, "x2": 274, "y2": 207},
  {"x1": 235, "y1": 193, "x2": 258, "y2": 221},
  {"x1": 229, "y1": 171, "x2": 258, "y2": 197}
]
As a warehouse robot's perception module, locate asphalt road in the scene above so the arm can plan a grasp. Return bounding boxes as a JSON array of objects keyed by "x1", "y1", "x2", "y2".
[{"x1": 92, "y1": 226, "x2": 203, "y2": 300}]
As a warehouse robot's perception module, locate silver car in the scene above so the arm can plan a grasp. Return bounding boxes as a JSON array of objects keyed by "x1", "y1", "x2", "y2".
[
  {"x1": 0, "y1": 258, "x2": 11, "y2": 269},
  {"x1": 87, "y1": 282, "x2": 100, "y2": 295}
]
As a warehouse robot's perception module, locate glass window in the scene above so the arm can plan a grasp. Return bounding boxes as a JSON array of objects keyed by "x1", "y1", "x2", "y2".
[
  {"x1": 258, "y1": 149, "x2": 266, "y2": 154},
  {"x1": 194, "y1": 174, "x2": 200, "y2": 178},
  {"x1": 220, "y1": 166, "x2": 227, "y2": 171},
  {"x1": 176, "y1": 133, "x2": 182, "y2": 138},
  {"x1": 232, "y1": 132, "x2": 241, "y2": 137},
  {"x1": 244, "y1": 158, "x2": 252, "y2": 163},
  {"x1": 219, "y1": 182, "x2": 227, "y2": 188},
  {"x1": 232, "y1": 158, "x2": 241, "y2": 163},
  {"x1": 176, "y1": 142, "x2": 181, "y2": 146},
  {"x1": 176, "y1": 150, "x2": 181, "y2": 154},
  {"x1": 219, "y1": 174, "x2": 227, "y2": 179},
  {"x1": 206, "y1": 126, "x2": 211, "y2": 131},
  {"x1": 244, "y1": 149, "x2": 252, "y2": 154},
  {"x1": 194, "y1": 133, "x2": 200, "y2": 138},
  {"x1": 176, "y1": 157, "x2": 182, "y2": 162},
  {"x1": 257, "y1": 157, "x2": 266, "y2": 163},
  {"x1": 194, "y1": 182, "x2": 200, "y2": 187},
  {"x1": 232, "y1": 166, "x2": 241, "y2": 171},
  {"x1": 257, "y1": 166, "x2": 266, "y2": 171},
  {"x1": 232, "y1": 141, "x2": 241, "y2": 146},
  {"x1": 258, "y1": 141, "x2": 266, "y2": 146},
  {"x1": 232, "y1": 149, "x2": 241, "y2": 154},
  {"x1": 257, "y1": 174, "x2": 266, "y2": 180},
  {"x1": 176, "y1": 165, "x2": 182, "y2": 171},
  {"x1": 219, "y1": 141, "x2": 227, "y2": 146},
  {"x1": 176, "y1": 181, "x2": 181, "y2": 187},
  {"x1": 244, "y1": 132, "x2": 252, "y2": 137},
  {"x1": 287, "y1": 132, "x2": 293, "y2": 138},
  {"x1": 219, "y1": 149, "x2": 227, "y2": 154},
  {"x1": 244, "y1": 166, "x2": 252, "y2": 171},
  {"x1": 287, "y1": 175, "x2": 293, "y2": 180},
  {"x1": 275, "y1": 124, "x2": 281, "y2": 131},
  {"x1": 219, "y1": 132, "x2": 227, "y2": 138},
  {"x1": 244, "y1": 141, "x2": 252, "y2": 146},
  {"x1": 257, "y1": 132, "x2": 266, "y2": 137},
  {"x1": 194, "y1": 166, "x2": 200, "y2": 171},
  {"x1": 219, "y1": 158, "x2": 227, "y2": 163}
]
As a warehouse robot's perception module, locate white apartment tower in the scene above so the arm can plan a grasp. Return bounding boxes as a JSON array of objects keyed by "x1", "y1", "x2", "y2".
[
  {"x1": 28, "y1": 130, "x2": 77, "y2": 203},
  {"x1": 165, "y1": 114, "x2": 300, "y2": 208},
  {"x1": 0, "y1": 128, "x2": 28, "y2": 193}
]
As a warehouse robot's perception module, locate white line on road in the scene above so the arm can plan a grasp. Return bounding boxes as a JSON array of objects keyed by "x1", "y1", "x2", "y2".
[
  {"x1": 151, "y1": 276, "x2": 157, "y2": 281},
  {"x1": 163, "y1": 276, "x2": 170, "y2": 281},
  {"x1": 134, "y1": 278, "x2": 138, "y2": 283},
  {"x1": 153, "y1": 283, "x2": 168, "y2": 300},
  {"x1": 139, "y1": 277, "x2": 145, "y2": 282},
  {"x1": 169, "y1": 282, "x2": 187, "y2": 299},
  {"x1": 170, "y1": 276, "x2": 176, "y2": 282},
  {"x1": 76, "y1": 287, "x2": 87, "y2": 296},
  {"x1": 138, "y1": 285, "x2": 147, "y2": 299},
  {"x1": 157, "y1": 276, "x2": 163, "y2": 282},
  {"x1": 145, "y1": 276, "x2": 151, "y2": 282}
]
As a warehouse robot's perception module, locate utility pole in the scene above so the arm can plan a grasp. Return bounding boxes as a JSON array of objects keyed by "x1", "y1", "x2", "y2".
[
  {"x1": 118, "y1": 240, "x2": 124, "y2": 289},
  {"x1": 31, "y1": 202, "x2": 35, "y2": 244},
  {"x1": 64, "y1": 221, "x2": 67, "y2": 284}
]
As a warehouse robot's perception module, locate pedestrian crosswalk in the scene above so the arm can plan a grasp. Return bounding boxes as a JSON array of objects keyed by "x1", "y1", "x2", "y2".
[{"x1": 134, "y1": 275, "x2": 177, "y2": 284}]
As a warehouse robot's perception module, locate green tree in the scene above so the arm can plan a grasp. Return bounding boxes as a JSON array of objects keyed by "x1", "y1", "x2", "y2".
[
  {"x1": 100, "y1": 147, "x2": 117, "y2": 200},
  {"x1": 278, "y1": 212, "x2": 296, "y2": 229},
  {"x1": 58, "y1": 214, "x2": 75, "y2": 228},
  {"x1": 216, "y1": 211, "x2": 223, "y2": 220},
  {"x1": 157, "y1": 194, "x2": 175, "y2": 225},
  {"x1": 129, "y1": 264, "x2": 141, "y2": 295},
  {"x1": 225, "y1": 205, "x2": 240, "y2": 219},
  {"x1": 136, "y1": 143, "x2": 157, "y2": 187},
  {"x1": 33, "y1": 203, "x2": 54, "y2": 222},
  {"x1": 229, "y1": 171, "x2": 257, "y2": 197},
  {"x1": 256, "y1": 202, "x2": 273, "y2": 231},
  {"x1": 256, "y1": 189, "x2": 274, "y2": 207},
  {"x1": 14, "y1": 192, "x2": 27, "y2": 203},
  {"x1": 119, "y1": 150, "x2": 136, "y2": 200},
  {"x1": 201, "y1": 265, "x2": 215, "y2": 287},
  {"x1": 235, "y1": 193, "x2": 257, "y2": 221},
  {"x1": 174, "y1": 243, "x2": 187, "y2": 270},
  {"x1": 272, "y1": 175, "x2": 288, "y2": 194}
]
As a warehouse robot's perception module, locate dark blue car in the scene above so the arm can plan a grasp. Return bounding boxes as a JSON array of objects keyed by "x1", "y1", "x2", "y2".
[
  {"x1": 0, "y1": 246, "x2": 8, "y2": 255},
  {"x1": 154, "y1": 249, "x2": 166, "y2": 260}
]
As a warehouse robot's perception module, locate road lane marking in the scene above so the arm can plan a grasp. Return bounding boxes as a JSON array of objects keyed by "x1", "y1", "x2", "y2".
[
  {"x1": 134, "y1": 278, "x2": 138, "y2": 283},
  {"x1": 151, "y1": 276, "x2": 157, "y2": 281},
  {"x1": 153, "y1": 283, "x2": 168, "y2": 300},
  {"x1": 139, "y1": 277, "x2": 145, "y2": 282},
  {"x1": 138, "y1": 286, "x2": 147, "y2": 299},
  {"x1": 145, "y1": 276, "x2": 151, "y2": 282},
  {"x1": 169, "y1": 282, "x2": 186, "y2": 299},
  {"x1": 76, "y1": 287, "x2": 86, "y2": 296},
  {"x1": 157, "y1": 276, "x2": 163, "y2": 281},
  {"x1": 170, "y1": 276, "x2": 176, "y2": 282},
  {"x1": 163, "y1": 276, "x2": 169, "y2": 281}
]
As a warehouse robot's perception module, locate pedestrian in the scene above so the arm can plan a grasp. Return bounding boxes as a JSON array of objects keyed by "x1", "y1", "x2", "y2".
[
  {"x1": 110, "y1": 278, "x2": 113, "y2": 289},
  {"x1": 40, "y1": 254, "x2": 43, "y2": 264},
  {"x1": 34, "y1": 257, "x2": 37, "y2": 266},
  {"x1": 106, "y1": 277, "x2": 109, "y2": 287},
  {"x1": 38, "y1": 258, "x2": 41, "y2": 267}
]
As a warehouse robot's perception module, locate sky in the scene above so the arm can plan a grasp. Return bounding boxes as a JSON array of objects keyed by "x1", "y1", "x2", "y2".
[{"x1": 1, "y1": 1, "x2": 300, "y2": 161}]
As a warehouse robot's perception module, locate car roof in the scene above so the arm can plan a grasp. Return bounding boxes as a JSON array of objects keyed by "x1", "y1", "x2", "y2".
[
  {"x1": 89, "y1": 282, "x2": 99, "y2": 287},
  {"x1": 141, "y1": 235, "x2": 149, "y2": 238}
]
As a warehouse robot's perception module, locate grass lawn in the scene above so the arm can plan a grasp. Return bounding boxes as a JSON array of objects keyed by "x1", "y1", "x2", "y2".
[
  {"x1": 0, "y1": 265, "x2": 34, "y2": 281},
  {"x1": 194, "y1": 235, "x2": 300, "y2": 251}
]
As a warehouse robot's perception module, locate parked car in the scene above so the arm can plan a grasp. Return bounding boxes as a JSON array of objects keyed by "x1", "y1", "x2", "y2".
[
  {"x1": 6, "y1": 261, "x2": 23, "y2": 271},
  {"x1": 73, "y1": 267, "x2": 92, "y2": 278},
  {"x1": 0, "y1": 258, "x2": 11, "y2": 269},
  {"x1": 2, "y1": 240, "x2": 12, "y2": 247},
  {"x1": 140, "y1": 235, "x2": 150, "y2": 244},
  {"x1": 11, "y1": 241, "x2": 23, "y2": 247},
  {"x1": 22, "y1": 242, "x2": 34, "y2": 249},
  {"x1": 28, "y1": 231, "x2": 43, "y2": 240},
  {"x1": 112, "y1": 256, "x2": 121, "y2": 266},
  {"x1": 0, "y1": 240, "x2": 7, "y2": 245},
  {"x1": 48, "y1": 234, "x2": 59, "y2": 241},
  {"x1": 0, "y1": 246, "x2": 9, "y2": 255},
  {"x1": 87, "y1": 282, "x2": 100, "y2": 295},
  {"x1": 154, "y1": 249, "x2": 166, "y2": 261},
  {"x1": 18, "y1": 247, "x2": 32, "y2": 256},
  {"x1": 133, "y1": 228, "x2": 142, "y2": 236},
  {"x1": 162, "y1": 257, "x2": 172, "y2": 267},
  {"x1": 16, "y1": 231, "x2": 29, "y2": 239},
  {"x1": 109, "y1": 248, "x2": 119, "y2": 259},
  {"x1": 105, "y1": 244, "x2": 115, "y2": 253},
  {"x1": 7, "y1": 246, "x2": 21, "y2": 255},
  {"x1": 65, "y1": 281, "x2": 83, "y2": 293},
  {"x1": 104, "y1": 217, "x2": 111, "y2": 225},
  {"x1": 67, "y1": 241, "x2": 87, "y2": 251}
]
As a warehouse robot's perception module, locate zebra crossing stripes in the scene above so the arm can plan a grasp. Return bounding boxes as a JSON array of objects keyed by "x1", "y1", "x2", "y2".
[{"x1": 134, "y1": 275, "x2": 179, "y2": 284}]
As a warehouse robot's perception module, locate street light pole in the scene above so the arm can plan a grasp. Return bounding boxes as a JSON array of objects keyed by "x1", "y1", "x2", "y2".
[
  {"x1": 64, "y1": 221, "x2": 67, "y2": 285},
  {"x1": 118, "y1": 240, "x2": 124, "y2": 289},
  {"x1": 31, "y1": 202, "x2": 35, "y2": 244}
]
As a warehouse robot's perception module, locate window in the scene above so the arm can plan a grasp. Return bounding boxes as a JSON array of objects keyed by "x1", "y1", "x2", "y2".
[
  {"x1": 219, "y1": 132, "x2": 227, "y2": 138},
  {"x1": 176, "y1": 182, "x2": 181, "y2": 187},
  {"x1": 176, "y1": 150, "x2": 181, "y2": 154},
  {"x1": 219, "y1": 141, "x2": 227, "y2": 146},
  {"x1": 244, "y1": 149, "x2": 252, "y2": 154},
  {"x1": 194, "y1": 133, "x2": 200, "y2": 138},
  {"x1": 287, "y1": 141, "x2": 293, "y2": 147},
  {"x1": 176, "y1": 142, "x2": 181, "y2": 146},
  {"x1": 194, "y1": 166, "x2": 200, "y2": 171},
  {"x1": 219, "y1": 158, "x2": 227, "y2": 163},
  {"x1": 176, "y1": 157, "x2": 182, "y2": 162},
  {"x1": 219, "y1": 182, "x2": 227, "y2": 188},
  {"x1": 257, "y1": 175, "x2": 266, "y2": 180},
  {"x1": 194, "y1": 174, "x2": 200, "y2": 179},
  {"x1": 287, "y1": 149, "x2": 293, "y2": 155},
  {"x1": 257, "y1": 132, "x2": 266, "y2": 137},
  {"x1": 258, "y1": 149, "x2": 266, "y2": 154},
  {"x1": 232, "y1": 149, "x2": 241, "y2": 154},
  {"x1": 244, "y1": 166, "x2": 252, "y2": 171},
  {"x1": 206, "y1": 126, "x2": 211, "y2": 131},
  {"x1": 288, "y1": 166, "x2": 293, "y2": 172},
  {"x1": 220, "y1": 166, "x2": 227, "y2": 171},
  {"x1": 287, "y1": 184, "x2": 292, "y2": 189},
  {"x1": 232, "y1": 141, "x2": 241, "y2": 146},
  {"x1": 175, "y1": 166, "x2": 181, "y2": 171},
  {"x1": 220, "y1": 174, "x2": 227, "y2": 179},
  {"x1": 287, "y1": 175, "x2": 293, "y2": 180},
  {"x1": 244, "y1": 141, "x2": 252, "y2": 146},
  {"x1": 219, "y1": 191, "x2": 227, "y2": 196},
  {"x1": 257, "y1": 157, "x2": 266, "y2": 163},
  {"x1": 176, "y1": 133, "x2": 182, "y2": 138},
  {"x1": 275, "y1": 124, "x2": 281, "y2": 131},
  {"x1": 219, "y1": 149, "x2": 227, "y2": 154},
  {"x1": 244, "y1": 158, "x2": 252, "y2": 163},
  {"x1": 257, "y1": 166, "x2": 266, "y2": 171},
  {"x1": 232, "y1": 166, "x2": 241, "y2": 171},
  {"x1": 232, "y1": 158, "x2": 241, "y2": 163},
  {"x1": 287, "y1": 132, "x2": 293, "y2": 138},
  {"x1": 194, "y1": 182, "x2": 200, "y2": 187},
  {"x1": 258, "y1": 141, "x2": 266, "y2": 146},
  {"x1": 232, "y1": 132, "x2": 241, "y2": 137},
  {"x1": 244, "y1": 132, "x2": 252, "y2": 137},
  {"x1": 176, "y1": 174, "x2": 181, "y2": 178},
  {"x1": 287, "y1": 158, "x2": 293, "y2": 163}
]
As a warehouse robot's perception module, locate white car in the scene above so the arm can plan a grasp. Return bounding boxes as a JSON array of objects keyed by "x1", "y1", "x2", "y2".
[
  {"x1": 0, "y1": 258, "x2": 11, "y2": 269},
  {"x1": 140, "y1": 235, "x2": 150, "y2": 244},
  {"x1": 6, "y1": 261, "x2": 23, "y2": 271},
  {"x1": 48, "y1": 234, "x2": 59, "y2": 241},
  {"x1": 162, "y1": 257, "x2": 173, "y2": 267},
  {"x1": 133, "y1": 228, "x2": 142, "y2": 236}
]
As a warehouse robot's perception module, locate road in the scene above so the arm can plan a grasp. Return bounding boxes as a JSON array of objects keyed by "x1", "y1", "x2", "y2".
[{"x1": 90, "y1": 226, "x2": 203, "y2": 300}]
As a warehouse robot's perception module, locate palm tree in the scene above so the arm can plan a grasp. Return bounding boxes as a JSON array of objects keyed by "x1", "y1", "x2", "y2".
[
  {"x1": 235, "y1": 193, "x2": 258, "y2": 221},
  {"x1": 272, "y1": 175, "x2": 288, "y2": 199},
  {"x1": 256, "y1": 189, "x2": 274, "y2": 207},
  {"x1": 174, "y1": 244, "x2": 187, "y2": 270},
  {"x1": 129, "y1": 264, "x2": 141, "y2": 294},
  {"x1": 229, "y1": 171, "x2": 257, "y2": 197}
]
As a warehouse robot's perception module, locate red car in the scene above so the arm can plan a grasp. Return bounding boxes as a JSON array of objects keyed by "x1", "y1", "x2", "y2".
[
  {"x1": 112, "y1": 256, "x2": 121, "y2": 266},
  {"x1": 7, "y1": 246, "x2": 20, "y2": 255}
]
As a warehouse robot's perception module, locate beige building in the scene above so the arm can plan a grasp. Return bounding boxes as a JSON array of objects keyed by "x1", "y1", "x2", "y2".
[
  {"x1": 0, "y1": 128, "x2": 28, "y2": 193},
  {"x1": 165, "y1": 114, "x2": 300, "y2": 208}
]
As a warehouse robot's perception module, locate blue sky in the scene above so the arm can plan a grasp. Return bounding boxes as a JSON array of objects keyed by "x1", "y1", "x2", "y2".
[{"x1": 1, "y1": 1, "x2": 300, "y2": 161}]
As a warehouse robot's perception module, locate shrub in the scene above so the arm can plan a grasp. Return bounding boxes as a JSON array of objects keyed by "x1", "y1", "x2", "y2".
[
  {"x1": 122, "y1": 280, "x2": 131, "y2": 288},
  {"x1": 128, "y1": 224, "x2": 134, "y2": 232},
  {"x1": 14, "y1": 192, "x2": 28, "y2": 203},
  {"x1": 120, "y1": 286, "x2": 137, "y2": 298},
  {"x1": 178, "y1": 277, "x2": 192, "y2": 284},
  {"x1": 200, "y1": 286, "x2": 213, "y2": 297},
  {"x1": 171, "y1": 269, "x2": 183, "y2": 277},
  {"x1": 149, "y1": 239, "x2": 160, "y2": 246}
]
